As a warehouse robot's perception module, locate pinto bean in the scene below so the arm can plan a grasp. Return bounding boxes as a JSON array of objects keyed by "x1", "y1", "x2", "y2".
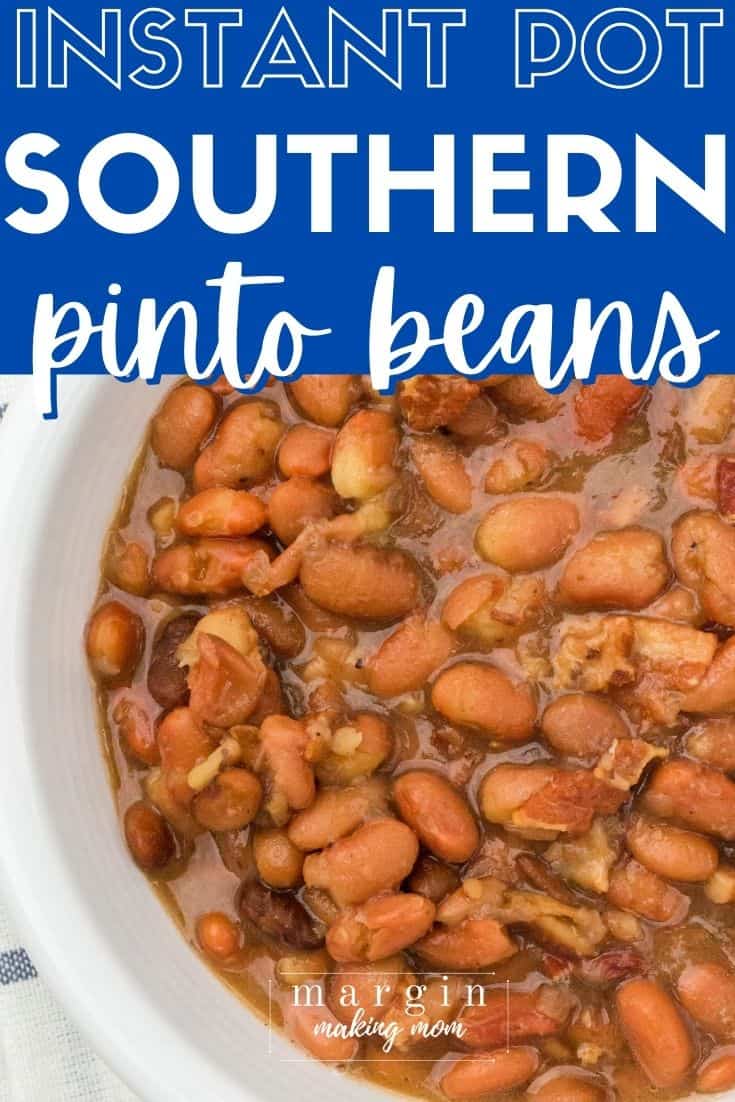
[
  {"x1": 607, "y1": 859, "x2": 690, "y2": 924},
  {"x1": 476, "y1": 498, "x2": 580, "y2": 573},
  {"x1": 494, "y1": 377, "x2": 562, "y2": 422},
  {"x1": 574, "y1": 378, "x2": 645, "y2": 442},
  {"x1": 528, "y1": 1073, "x2": 607, "y2": 1102},
  {"x1": 193, "y1": 400, "x2": 284, "y2": 490},
  {"x1": 672, "y1": 511, "x2": 735, "y2": 626},
  {"x1": 239, "y1": 880, "x2": 323, "y2": 949},
  {"x1": 558, "y1": 528, "x2": 669, "y2": 611},
  {"x1": 479, "y1": 764, "x2": 557, "y2": 830},
  {"x1": 287, "y1": 1004, "x2": 358, "y2": 1063},
  {"x1": 268, "y1": 478, "x2": 339, "y2": 545},
  {"x1": 441, "y1": 574, "x2": 545, "y2": 649},
  {"x1": 152, "y1": 538, "x2": 272, "y2": 595},
  {"x1": 393, "y1": 772, "x2": 479, "y2": 863},
  {"x1": 366, "y1": 616, "x2": 454, "y2": 698},
  {"x1": 258, "y1": 715, "x2": 316, "y2": 821},
  {"x1": 460, "y1": 987, "x2": 574, "y2": 1050},
  {"x1": 678, "y1": 962, "x2": 735, "y2": 1040},
  {"x1": 289, "y1": 375, "x2": 361, "y2": 427},
  {"x1": 411, "y1": 437, "x2": 472, "y2": 513},
  {"x1": 641, "y1": 759, "x2": 735, "y2": 840},
  {"x1": 191, "y1": 768, "x2": 262, "y2": 831},
  {"x1": 287, "y1": 779, "x2": 388, "y2": 852},
  {"x1": 315, "y1": 713, "x2": 392, "y2": 787},
  {"x1": 302, "y1": 819, "x2": 419, "y2": 906},
  {"x1": 686, "y1": 717, "x2": 735, "y2": 771},
  {"x1": 187, "y1": 634, "x2": 266, "y2": 728},
  {"x1": 278, "y1": 424, "x2": 333, "y2": 478},
  {"x1": 196, "y1": 912, "x2": 241, "y2": 960},
  {"x1": 331, "y1": 409, "x2": 399, "y2": 502},
  {"x1": 484, "y1": 440, "x2": 551, "y2": 495},
  {"x1": 697, "y1": 1048, "x2": 735, "y2": 1093},
  {"x1": 615, "y1": 978, "x2": 694, "y2": 1089},
  {"x1": 626, "y1": 817, "x2": 718, "y2": 883},
  {"x1": 147, "y1": 613, "x2": 200, "y2": 708},
  {"x1": 683, "y1": 637, "x2": 735, "y2": 714},
  {"x1": 326, "y1": 892, "x2": 435, "y2": 961},
  {"x1": 252, "y1": 828, "x2": 304, "y2": 889},
  {"x1": 157, "y1": 707, "x2": 217, "y2": 807},
  {"x1": 415, "y1": 918, "x2": 516, "y2": 970},
  {"x1": 685, "y1": 376, "x2": 735, "y2": 443},
  {"x1": 86, "y1": 601, "x2": 143, "y2": 683},
  {"x1": 112, "y1": 697, "x2": 159, "y2": 765},
  {"x1": 440, "y1": 1047, "x2": 540, "y2": 1100},
  {"x1": 432, "y1": 663, "x2": 536, "y2": 743},
  {"x1": 541, "y1": 694, "x2": 628, "y2": 761},
  {"x1": 177, "y1": 488, "x2": 267, "y2": 538},
  {"x1": 104, "y1": 534, "x2": 150, "y2": 596},
  {"x1": 124, "y1": 801, "x2": 174, "y2": 869},
  {"x1": 326, "y1": 957, "x2": 405, "y2": 1024},
  {"x1": 300, "y1": 542, "x2": 422, "y2": 623},
  {"x1": 151, "y1": 384, "x2": 218, "y2": 471}
]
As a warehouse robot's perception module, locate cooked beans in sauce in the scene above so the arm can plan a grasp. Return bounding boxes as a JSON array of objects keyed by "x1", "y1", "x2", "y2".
[{"x1": 87, "y1": 373, "x2": 735, "y2": 1101}]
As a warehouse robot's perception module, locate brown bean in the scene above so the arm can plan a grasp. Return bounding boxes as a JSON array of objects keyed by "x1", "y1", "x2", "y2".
[
  {"x1": 289, "y1": 375, "x2": 361, "y2": 427},
  {"x1": 239, "y1": 880, "x2": 323, "y2": 949},
  {"x1": 196, "y1": 912, "x2": 241, "y2": 960},
  {"x1": 528, "y1": 1072, "x2": 607, "y2": 1102},
  {"x1": 278, "y1": 424, "x2": 333, "y2": 478},
  {"x1": 157, "y1": 707, "x2": 216, "y2": 807},
  {"x1": 440, "y1": 1047, "x2": 540, "y2": 1099},
  {"x1": 191, "y1": 768, "x2": 262, "y2": 831},
  {"x1": 411, "y1": 437, "x2": 472, "y2": 513},
  {"x1": 686, "y1": 717, "x2": 735, "y2": 771},
  {"x1": 393, "y1": 772, "x2": 479, "y2": 863},
  {"x1": 268, "y1": 478, "x2": 339, "y2": 545},
  {"x1": 558, "y1": 528, "x2": 669, "y2": 611},
  {"x1": 288, "y1": 779, "x2": 388, "y2": 852},
  {"x1": 326, "y1": 892, "x2": 436, "y2": 961},
  {"x1": 541, "y1": 694, "x2": 628, "y2": 761},
  {"x1": 302, "y1": 819, "x2": 419, "y2": 906},
  {"x1": 104, "y1": 534, "x2": 150, "y2": 596},
  {"x1": 415, "y1": 917, "x2": 516, "y2": 970},
  {"x1": 124, "y1": 801, "x2": 174, "y2": 869},
  {"x1": 193, "y1": 400, "x2": 284, "y2": 490},
  {"x1": 615, "y1": 978, "x2": 694, "y2": 1089},
  {"x1": 366, "y1": 616, "x2": 454, "y2": 697},
  {"x1": 86, "y1": 601, "x2": 143, "y2": 683},
  {"x1": 239, "y1": 596, "x2": 305, "y2": 658},
  {"x1": 147, "y1": 612, "x2": 200, "y2": 708},
  {"x1": 314, "y1": 713, "x2": 393, "y2": 787},
  {"x1": 112, "y1": 697, "x2": 159, "y2": 766},
  {"x1": 152, "y1": 537, "x2": 272, "y2": 595},
  {"x1": 177, "y1": 488, "x2": 267, "y2": 537},
  {"x1": 672, "y1": 511, "x2": 735, "y2": 626},
  {"x1": 574, "y1": 378, "x2": 645, "y2": 442},
  {"x1": 187, "y1": 633, "x2": 266, "y2": 728},
  {"x1": 678, "y1": 962, "x2": 735, "y2": 1040},
  {"x1": 641, "y1": 759, "x2": 735, "y2": 840},
  {"x1": 476, "y1": 497, "x2": 580, "y2": 573},
  {"x1": 259, "y1": 715, "x2": 316, "y2": 819},
  {"x1": 331, "y1": 409, "x2": 399, "y2": 501},
  {"x1": 252, "y1": 828, "x2": 304, "y2": 889},
  {"x1": 432, "y1": 662, "x2": 536, "y2": 743},
  {"x1": 408, "y1": 855, "x2": 461, "y2": 903},
  {"x1": 626, "y1": 817, "x2": 718, "y2": 882},
  {"x1": 696, "y1": 1047, "x2": 735, "y2": 1093},
  {"x1": 479, "y1": 764, "x2": 557, "y2": 830},
  {"x1": 607, "y1": 859, "x2": 689, "y2": 924},
  {"x1": 151, "y1": 384, "x2": 218, "y2": 471},
  {"x1": 300, "y1": 542, "x2": 422, "y2": 623}
]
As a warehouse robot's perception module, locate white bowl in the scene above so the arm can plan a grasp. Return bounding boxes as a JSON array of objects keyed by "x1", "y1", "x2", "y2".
[{"x1": 0, "y1": 377, "x2": 379, "y2": 1102}]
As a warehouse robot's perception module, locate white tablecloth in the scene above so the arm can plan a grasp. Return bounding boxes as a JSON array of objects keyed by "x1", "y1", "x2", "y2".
[{"x1": 0, "y1": 375, "x2": 140, "y2": 1102}]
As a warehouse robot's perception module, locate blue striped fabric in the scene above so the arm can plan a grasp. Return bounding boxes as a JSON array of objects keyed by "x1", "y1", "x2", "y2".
[{"x1": 0, "y1": 947, "x2": 37, "y2": 986}]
